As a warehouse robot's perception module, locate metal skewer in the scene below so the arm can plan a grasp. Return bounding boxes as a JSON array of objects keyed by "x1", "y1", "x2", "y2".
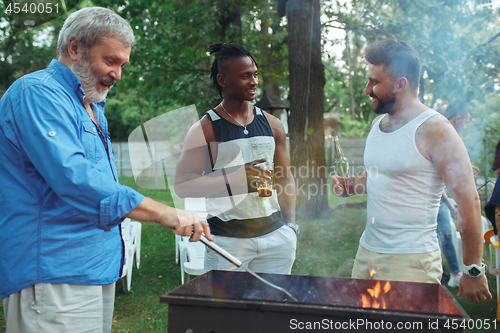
[
  {"x1": 199, "y1": 235, "x2": 298, "y2": 302},
  {"x1": 199, "y1": 235, "x2": 242, "y2": 267}
]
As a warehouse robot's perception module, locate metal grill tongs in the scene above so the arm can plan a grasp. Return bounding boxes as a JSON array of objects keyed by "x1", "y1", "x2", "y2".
[{"x1": 199, "y1": 235, "x2": 298, "y2": 302}]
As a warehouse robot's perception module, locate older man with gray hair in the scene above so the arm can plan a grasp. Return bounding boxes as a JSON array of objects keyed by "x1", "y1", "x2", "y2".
[{"x1": 0, "y1": 7, "x2": 211, "y2": 333}]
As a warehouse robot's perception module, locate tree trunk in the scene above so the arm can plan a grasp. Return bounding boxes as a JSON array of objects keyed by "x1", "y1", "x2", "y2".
[
  {"x1": 217, "y1": 0, "x2": 243, "y2": 45},
  {"x1": 287, "y1": 0, "x2": 329, "y2": 219},
  {"x1": 345, "y1": 32, "x2": 356, "y2": 120},
  {"x1": 259, "y1": 3, "x2": 284, "y2": 106}
]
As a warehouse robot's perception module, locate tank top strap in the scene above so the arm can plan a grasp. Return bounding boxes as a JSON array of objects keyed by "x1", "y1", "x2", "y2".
[
  {"x1": 206, "y1": 109, "x2": 221, "y2": 121},
  {"x1": 410, "y1": 109, "x2": 440, "y2": 126}
]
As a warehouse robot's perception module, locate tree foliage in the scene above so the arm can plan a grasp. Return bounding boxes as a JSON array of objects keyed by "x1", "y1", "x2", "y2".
[
  {"x1": 91, "y1": 0, "x2": 290, "y2": 140},
  {"x1": 0, "y1": 2, "x2": 54, "y2": 95},
  {"x1": 2, "y1": 0, "x2": 500, "y2": 171},
  {"x1": 322, "y1": 0, "x2": 500, "y2": 140}
]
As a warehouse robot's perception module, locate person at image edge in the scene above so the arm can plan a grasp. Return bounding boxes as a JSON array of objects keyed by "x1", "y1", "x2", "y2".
[
  {"x1": 0, "y1": 7, "x2": 211, "y2": 333},
  {"x1": 331, "y1": 39, "x2": 491, "y2": 303}
]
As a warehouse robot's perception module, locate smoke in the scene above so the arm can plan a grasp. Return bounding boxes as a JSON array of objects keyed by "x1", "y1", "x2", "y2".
[{"x1": 461, "y1": 100, "x2": 496, "y2": 167}]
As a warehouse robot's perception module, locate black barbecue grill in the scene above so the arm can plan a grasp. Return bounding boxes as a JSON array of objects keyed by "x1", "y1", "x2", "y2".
[{"x1": 160, "y1": 270, "x2": 470, "y2": 333}]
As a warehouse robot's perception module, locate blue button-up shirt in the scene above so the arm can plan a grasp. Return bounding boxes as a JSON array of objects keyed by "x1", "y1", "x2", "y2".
[{"x1": 0, "y1": 60, "x2": 145, "y2": 298}]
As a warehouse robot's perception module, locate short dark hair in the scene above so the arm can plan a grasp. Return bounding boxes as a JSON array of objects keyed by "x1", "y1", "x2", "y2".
[
  {"x1": 208, "y1": 42, "x2": 258, "y2": 98},
  {"x1": 445, "y1": 100, "x2": 470, "y2": 120},
  {"x1": 364, "y1": 39, "x2": 421, "y2": 90}
]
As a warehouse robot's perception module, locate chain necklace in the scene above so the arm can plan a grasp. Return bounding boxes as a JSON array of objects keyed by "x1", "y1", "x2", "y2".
[
  {"x1": 85, "y1": 107, "x2": 98, "y2": 125},
  {"x1": 220, "y1": 102, "x2": 250, "y2": 135},
  {"x1": 84, "y1": 102, "x2": 109, "y2": 157},
  {"x1": 84, "y1": 97, "x2": 98, "y2": 125}
]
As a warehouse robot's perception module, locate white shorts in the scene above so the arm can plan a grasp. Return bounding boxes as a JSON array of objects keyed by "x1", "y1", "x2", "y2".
[
  {"x1": 204, "y1": 225, "x2": 297, "y2": 274},
  {"x1": 3, "y1": 283, "x2": 115, "y2": 333}
]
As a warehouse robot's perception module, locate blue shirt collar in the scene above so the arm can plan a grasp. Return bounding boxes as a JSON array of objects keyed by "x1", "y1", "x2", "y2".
[{"x1": 49, "y1": 59, "x2": 81, "y2": 93}]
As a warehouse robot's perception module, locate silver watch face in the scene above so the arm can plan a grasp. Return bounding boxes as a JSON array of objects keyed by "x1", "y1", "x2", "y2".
[{"x1": 287, "y1": 223, "x2": 299, "y2": 235}]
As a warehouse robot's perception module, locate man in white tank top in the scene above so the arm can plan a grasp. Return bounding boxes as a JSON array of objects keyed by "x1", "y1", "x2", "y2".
[{"x1": 331, "y1": 39, "x2": 491, "y2": 303}]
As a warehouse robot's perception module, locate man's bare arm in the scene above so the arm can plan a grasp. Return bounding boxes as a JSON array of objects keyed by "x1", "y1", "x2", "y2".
[
  {"x1": 174, "y1": 120, "x2": 233, "y2": 198},
  {"x1": 330, "y1": 115, "x2": 381, "y2": 197},
  {"x1": 419, "y1": 115, "x2": 491, "y2": 303},
  {"x1": 266, "y1": 113, "x2": 296, "y2": 225},
  {"x1": 174, "y1": 118, "x2": 272, "y2": 198},
  {"x1": 125, "y1": 197, "x2": 213, "y2": 242}
]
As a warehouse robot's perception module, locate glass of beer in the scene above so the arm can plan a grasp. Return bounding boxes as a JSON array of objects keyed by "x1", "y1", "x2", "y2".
[
  {"x1": 257, "y1": 162, "x2": 273, "y2": 197},
  {"x1": 257, "y1": 179, "x2": 273, "y2": 197}
]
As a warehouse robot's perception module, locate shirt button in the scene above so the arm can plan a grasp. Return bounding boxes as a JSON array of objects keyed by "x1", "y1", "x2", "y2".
[{"x1": 48, "y1": 131, "x2": 56, "y2": 137}]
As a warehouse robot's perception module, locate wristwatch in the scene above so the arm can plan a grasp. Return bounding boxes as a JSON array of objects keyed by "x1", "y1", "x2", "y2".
[
  {"x1": 463, "y1": 263, "x2": 486, "y2": 278},
  {"x1": 287, "y1": 223, "x2": 300, "y2": 235}
]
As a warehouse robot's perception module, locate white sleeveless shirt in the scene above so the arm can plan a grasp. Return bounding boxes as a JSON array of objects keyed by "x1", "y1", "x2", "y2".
[{"x1": 360, "y1": 109, "x2": 445, "y2": 254}]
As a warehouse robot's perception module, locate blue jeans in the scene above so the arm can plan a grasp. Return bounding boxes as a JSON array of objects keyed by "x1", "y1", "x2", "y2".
[{"x1": 436, "y1": 199, "x2": 460, "y2": 274}]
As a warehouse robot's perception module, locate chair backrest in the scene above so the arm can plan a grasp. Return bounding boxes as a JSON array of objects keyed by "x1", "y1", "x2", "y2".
[
  {"x1": 481, "y1": 216, "x2": 492, "y2": 236},
  {"x1": 184, "y1": 197, "x2": 208, "y2": 219},
  {"x1": 481, "y1": 216, "x2": 495, "y2": 275},
  {"x1": 121, "y1": 218, "x2": 132, "y2": 242}
]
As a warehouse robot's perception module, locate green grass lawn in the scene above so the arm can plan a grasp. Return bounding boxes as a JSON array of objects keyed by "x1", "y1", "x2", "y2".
[{"x1": 0, "y1": 178, "x2": 498, "y2": 332}]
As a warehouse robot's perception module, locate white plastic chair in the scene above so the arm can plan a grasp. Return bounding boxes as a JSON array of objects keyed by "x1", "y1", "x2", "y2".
[
  {"x1": 481, "y1": 216, "x2": 493, "y2": 273},
  {"x1": 177, "y1": 198, "x2": 207, "y2": 283},
  {"x1": 483, "y1": 228, "x2": 500, "y2": 321},
  {"x1": 120, "y1": 218, "x2": 142, "y2": 292},
  {"x1": 496, "y1": 247, "x2": 500, "y2": 300},
  {"x1": 451, "y1": 215, "x2": 493, "y2": 274},
  {"x1": 175, "y1": 197, "x2": 207, "y2": 264},
  {"x1": 179, "y1": 239, "x2": 206, "y2": 284},
  {"x1": 451, "y1": 228, "x2": 464, "y2": 272}
]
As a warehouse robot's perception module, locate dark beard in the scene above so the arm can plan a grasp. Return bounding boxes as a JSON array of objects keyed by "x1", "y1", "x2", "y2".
[{"x1": 371, "y1": 93, "x2": 396, "y2": 114}]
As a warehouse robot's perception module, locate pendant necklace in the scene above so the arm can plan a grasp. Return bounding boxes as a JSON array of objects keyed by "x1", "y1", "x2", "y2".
[{"x1": 220, "y1": 102, "x2": 250, "y2": 135}]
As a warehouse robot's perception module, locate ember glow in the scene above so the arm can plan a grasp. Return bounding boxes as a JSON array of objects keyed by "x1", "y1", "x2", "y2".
[{"x1": 361, "y1": 281, "x2": 391, "y2": 309}]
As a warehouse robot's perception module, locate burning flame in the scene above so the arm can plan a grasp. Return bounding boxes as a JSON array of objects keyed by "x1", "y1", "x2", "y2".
[
  {"x1": 369, "y1": 269, "x2": 377, "y2": 277},
  {"x1": 361, "y1": 281, "x2": 391, "y2": 309},
  {"x1": 367, "y1": 283, "x2": 380, "y2": 298}
]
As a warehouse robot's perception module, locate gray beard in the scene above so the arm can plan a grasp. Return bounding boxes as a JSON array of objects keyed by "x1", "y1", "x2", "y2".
[{"x1": 70, "y1": 59, "x2": 114, "y2": 104}]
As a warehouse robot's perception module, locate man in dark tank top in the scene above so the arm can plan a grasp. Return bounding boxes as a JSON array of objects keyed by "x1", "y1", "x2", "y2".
[{"x1": 175, "y1": 43, "x2": 298, "y2": 274}]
